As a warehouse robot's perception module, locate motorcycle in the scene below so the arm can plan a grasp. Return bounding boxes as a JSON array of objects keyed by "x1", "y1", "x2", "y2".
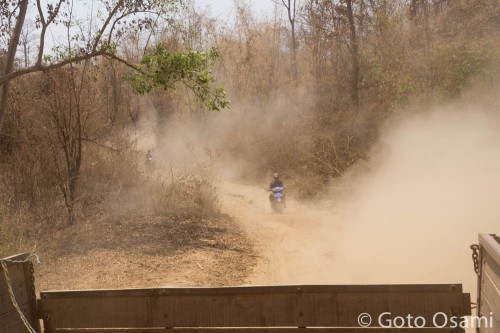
[
  {"x1": 145, "y1": 150, "x2": 154, "y2": 171},
  {"x1": 270, "y1": 186, "x2": 285, "y2": 214}
]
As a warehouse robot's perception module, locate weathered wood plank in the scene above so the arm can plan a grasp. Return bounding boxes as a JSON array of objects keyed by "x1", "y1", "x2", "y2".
[
  {"x1": 40, "y1": 284, "x2": 464, "y2": 298},
  {"x1": 39, "y1": 285, "x2": 470, "y2": 330},
  {"x1": 0, "y1": 253, "x2": 30, "y2": 291},
  {"x1": 0, "y1": 261, "x2": 30, "y2": 317},
  {"x1": 0, "y1": 253, "x2": 32, "y2": 320},
  {"x1": 480, "y1": 234, "x2": 500, "y2": 269},
  {"x1": 483, "y1": 251, "x2": 500, "y2": 293},
  {"x1": 481, "y1": 267, "x2": 500, "y2": 320},
  {"x1": 479, "y1": 234, "x2": 500, "y2": 333},
  {"x1": 0, "y1": 253, "x2": 30, "y2": 263},
  {"x1": 0, "y1": 252, "x2": 38, "y2": 333},
  {"x1": 296, "y1": 292, "x2": 470, "y2": 328},
  {"x1": 478, "y1": 296, "x2": 500, "y2": 333},
  {"x1": 55, "y1": 329, "x2": 464, "y2": 333},
  {"x1": 0, "y1": 303, "x2": 32, "y2": 333}
]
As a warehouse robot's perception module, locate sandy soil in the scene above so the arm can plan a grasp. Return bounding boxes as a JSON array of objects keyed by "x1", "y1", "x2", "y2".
[
  {"x1": 35, "y1": 179, "x2": 497, "y2": 295},
  {"x1": 220, "y1": 180, "x2": 497, "y2": 297},
  {"x1": 35, "y1": 181, "x2": 345, "y2": 291},
  {"x1": 220, "y1": 182, "x2": 343, "y2": 285},
  {"x1": 36, "y1": 214, "x2": 256, "y2": 291}
]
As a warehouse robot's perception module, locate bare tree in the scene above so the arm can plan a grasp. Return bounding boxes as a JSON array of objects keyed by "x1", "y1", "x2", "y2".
[
  {"x1": 345, "y1": 0, "x2": 360, "y2": 106},
  {"x1": 19, "y1": 20, "x2": 37, "y2": 68},
  {"x1": 44, "y1": 63, "x2": 92, "y2": 224},
  {"x1": 273, "y1": 0, "x2": 299, "y2": 81},
  {"x1": 271, "y1": 2, "x2": 283, "y2": 92},
  {"x1": 409, "y1": 0, "x2": 431, "y2": 45},
  {"x1": 0, "y1": 0, "x2": 225, "y2": 135},
  {"x1": 0, "y1": 0, "x2": 29, "y2": 136},
  {"x1": 302, "y1": 0, "x2": 360, "y2": 105}
]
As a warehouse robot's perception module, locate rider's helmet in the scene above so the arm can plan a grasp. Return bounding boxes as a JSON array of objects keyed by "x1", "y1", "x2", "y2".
[{"x1": 273, "y1": 172, "x2": 279, "y2": 179}]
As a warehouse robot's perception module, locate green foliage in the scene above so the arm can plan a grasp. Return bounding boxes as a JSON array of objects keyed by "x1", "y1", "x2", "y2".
[
  {"x1": 431, "y1": 40, "x2": 493, "y2": 95},
  {"x1": 361, "y1": 51, "x2": 418, "y2": 105},
  {"x1": 358, "y1": 10, "x2": 421, "y2": 105},
  {"x1": 129, "y1": 44, "x2": 230, "y2": 111}
]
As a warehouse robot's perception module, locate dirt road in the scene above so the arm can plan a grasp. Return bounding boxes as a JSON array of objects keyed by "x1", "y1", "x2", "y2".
[
  {"x1": 220, "y1": 180, "x2": 497, "y2": 300},
  {"x1": 220, "y1": 182, "x2": 345, "y2": 285}
]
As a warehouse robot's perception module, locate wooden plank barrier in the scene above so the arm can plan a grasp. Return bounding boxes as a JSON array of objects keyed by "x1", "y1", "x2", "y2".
[
  {"x1": 0, "y1": 253, "x2": 37, "y2": 333},
  {"x1": 478, "y1": 234, "x2": 500, "y2": 333},
  {"x1": 43, "y1": 327, "x2": 463, "y2": 333},
  {"x1": 39, "y1": 284, "x2": 471, "y2": 333}
]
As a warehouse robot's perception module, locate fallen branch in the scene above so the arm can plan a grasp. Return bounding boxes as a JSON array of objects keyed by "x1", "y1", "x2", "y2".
[{"x1": 194, "y1": 261, "x2": 204, "y2": 270}]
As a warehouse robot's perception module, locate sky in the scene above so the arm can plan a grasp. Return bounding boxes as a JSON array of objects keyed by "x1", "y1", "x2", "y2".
[
  {"x1": 19, "y1": 0, "x2": 279, "y2": 62},
  {"x1": 195, "y1": 0, "x2": 277, "y2": 21}
]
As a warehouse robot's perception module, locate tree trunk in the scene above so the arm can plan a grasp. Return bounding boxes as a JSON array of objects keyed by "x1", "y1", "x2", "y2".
[
  {"x1": 0, "y1": 0, "x2": 29, "y2": 134},
  {"x1": 291, "y1": 19, "x2": 297, "y2": 81},
  {"x1": 284, "y1": 0, "x2": 298, "y2": 82},
  {"x1": 346, "y1": 0, "x2": 360, "y2": 106}
]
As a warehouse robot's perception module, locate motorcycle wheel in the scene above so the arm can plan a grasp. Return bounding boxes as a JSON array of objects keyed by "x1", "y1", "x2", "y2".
[{"x1": 272, "y1": 201, "x2": 283, "y2": 214}]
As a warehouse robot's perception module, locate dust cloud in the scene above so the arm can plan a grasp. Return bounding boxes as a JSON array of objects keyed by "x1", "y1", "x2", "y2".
[
  {"x1": 135, "y1": 84, "x2": 499, "y2": 299},
  {"x1": 219, "y1": 88, "x2": 500, "y2": 307},
  {"x1": 328, "y1": 89, "x2": 500, "y2": 297},
  {"x1": 134, "y1": 88, "x2": 314, "y2": 180}
]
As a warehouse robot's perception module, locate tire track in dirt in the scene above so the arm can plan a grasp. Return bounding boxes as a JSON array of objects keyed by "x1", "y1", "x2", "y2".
[
  {"x1": 220, "y1": 180, "x2": 497, "y2": 299},
  {"x1": 220, "y1": 182, "x2": 344, "y2": 285}
]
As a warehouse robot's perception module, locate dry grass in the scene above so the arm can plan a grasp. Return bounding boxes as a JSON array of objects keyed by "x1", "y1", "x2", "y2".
[{"x1": 34, "y1": 210, "x2": 255, "y2": 290}]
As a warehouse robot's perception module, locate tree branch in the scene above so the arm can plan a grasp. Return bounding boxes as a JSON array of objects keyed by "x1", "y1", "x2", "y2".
[
  {"x1": 0, "y1": 50, "x2": 107, "y2": 86},
  {"x1": 92, "y1": 0, "x2": 125, "y2": 52},
  {"x1": 106, "y1": 9, "x2": 163, "y2": 48},
  {"x1": 81, "y1": 137, "x2": 121, "y2": 152},
  {"x1": 36, "y1": 0, "x2": 64, "y2": 65},
  {"x1": 102, "y1": 52, "x2": 147, "y2": 75},
  {"x1": 0, "y1": 0, "x2": 29, "y2": 130}
]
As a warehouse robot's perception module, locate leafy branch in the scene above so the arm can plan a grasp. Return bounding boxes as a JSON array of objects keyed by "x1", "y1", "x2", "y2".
[{"x1": 129, "y1": 44, "x2": 230, "y2": 111}]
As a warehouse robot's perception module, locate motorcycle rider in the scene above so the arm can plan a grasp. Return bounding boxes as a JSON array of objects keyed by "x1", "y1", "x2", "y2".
[
  {"x1": 145, "y1": 149, "x2": 154, "y2": 170},
  {"x1": 269, "y1": 172, "x2": 286, "y2": 206}
]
